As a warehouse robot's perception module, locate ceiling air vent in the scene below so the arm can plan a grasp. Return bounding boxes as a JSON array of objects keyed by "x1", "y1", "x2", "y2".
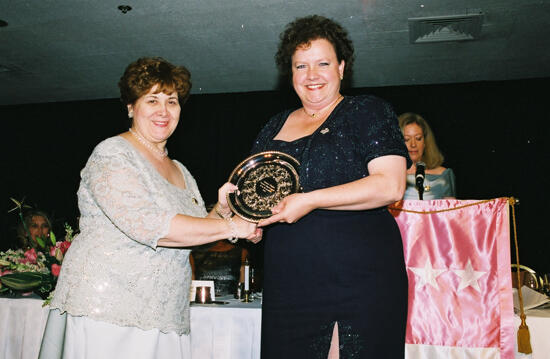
[{"x1": 408, "y1": 13, "x2": 483, "y2": 44}]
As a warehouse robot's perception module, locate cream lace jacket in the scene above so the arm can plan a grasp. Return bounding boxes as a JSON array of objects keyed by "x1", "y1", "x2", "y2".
[{"x1": 50, "y1": 136, "x2": 207, "y2": 335}]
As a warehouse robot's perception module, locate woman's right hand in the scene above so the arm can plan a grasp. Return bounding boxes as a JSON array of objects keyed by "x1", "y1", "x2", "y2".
[{"x1": 232, "y1": 216, "x2": 262, "y2": 243}]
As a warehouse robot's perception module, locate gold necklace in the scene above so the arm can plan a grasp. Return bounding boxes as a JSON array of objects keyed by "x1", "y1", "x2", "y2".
[
  {"x1": 302, "y1": 95, "x2": 343, "y2": 119},
  {"x1": 129, "y1": 128, "x2": 168, "y2": 158}
]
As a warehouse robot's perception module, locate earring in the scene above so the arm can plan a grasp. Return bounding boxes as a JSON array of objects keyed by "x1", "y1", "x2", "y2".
[
  {"x1": 128, "y1": 111, "x2": 133, "y2": 118},
  {"x1": 340, "y1": 76, "x2": 344, "y2": 80}
]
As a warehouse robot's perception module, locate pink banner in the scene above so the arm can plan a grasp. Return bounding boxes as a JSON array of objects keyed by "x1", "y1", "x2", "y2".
[{"x1": 389, "y1": 198, "x2": 514, "y2": 359}]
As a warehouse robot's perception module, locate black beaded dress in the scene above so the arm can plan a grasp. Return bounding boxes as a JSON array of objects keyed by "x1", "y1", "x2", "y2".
[{"x1": 251, "y1": 95, "x2": 411, "y2": 358}]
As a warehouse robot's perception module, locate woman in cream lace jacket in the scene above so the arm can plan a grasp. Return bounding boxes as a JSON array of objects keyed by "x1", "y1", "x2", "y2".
[{"x1": 39, "y1": 57, "x2": 260, "y2": 359}]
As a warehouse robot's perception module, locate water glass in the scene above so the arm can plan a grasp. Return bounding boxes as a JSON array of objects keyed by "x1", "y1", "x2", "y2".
[{"x1": 522, "y1": 274, "x2": 539, "y2": 291}]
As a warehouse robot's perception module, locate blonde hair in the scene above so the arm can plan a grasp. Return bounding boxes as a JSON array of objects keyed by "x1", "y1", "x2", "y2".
[{"x1": 398, "y1": 112, "x2": 444, "y2": 169}]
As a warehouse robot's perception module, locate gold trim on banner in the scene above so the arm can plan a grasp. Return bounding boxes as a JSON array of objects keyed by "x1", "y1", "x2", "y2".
[{"x1": 388, "y1": 198, "x2": 498, "y2": 214}]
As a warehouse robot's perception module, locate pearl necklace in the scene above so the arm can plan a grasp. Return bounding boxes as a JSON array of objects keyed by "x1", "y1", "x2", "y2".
[
  {"x1": 129, "y1": 128, "x2": 168, "y2": 158},
  {"x1": 302, "y1": 95, "x2": 343, "y2": 119}
]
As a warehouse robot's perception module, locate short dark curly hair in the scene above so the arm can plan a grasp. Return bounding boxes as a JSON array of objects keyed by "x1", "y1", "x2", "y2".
[
  {"x1": 118, "y1": 57, "x2": 192, "y2": 105},
  {"x1": 275, "y1": 15, "x2": 355, "y2": 81}
]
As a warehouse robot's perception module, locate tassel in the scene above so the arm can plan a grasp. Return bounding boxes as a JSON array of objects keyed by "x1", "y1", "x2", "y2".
[
  {"x1": 517, "y1": 314, "x2": 532, "y2": 354},
  {"x1": 509, "y1": 198, "x2": 533, "y2": 354}
]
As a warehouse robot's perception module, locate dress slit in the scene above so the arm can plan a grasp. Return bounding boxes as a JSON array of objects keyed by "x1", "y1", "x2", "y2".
[{"x1": 327, "y1": 322, "x2": 339, "y2": 359}]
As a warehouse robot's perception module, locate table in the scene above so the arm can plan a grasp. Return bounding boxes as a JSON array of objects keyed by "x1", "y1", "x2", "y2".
[
  {"x1": 514, "y1": 306, "x2": 550, "y2": 359},
  {"x1": 0, "y1": 295, "x2": 261, "y2": 359},
  {"x1": 2, "y1": 295, "x2": 548, "y2": 358},
  {"x1": 0, "y1": 296, "x2": 50, "y2": 359},
  {"x1": 191, "y1": 295, "x2": 261, "y2": 359}
]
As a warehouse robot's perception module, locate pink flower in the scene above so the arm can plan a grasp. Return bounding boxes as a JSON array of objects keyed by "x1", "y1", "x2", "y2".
[
  {"x1": 48, "y1": 241, "x2": 71, "y2": 262},
  {"x1": 59, "y1": 241, "x2": 71, "y2": 254},
  {"x1": 51, "y1": 264, "x2": 61, "y2": 277},
  {"x1": 24, "y1": 248, "x2": 38, "y2": 264}
]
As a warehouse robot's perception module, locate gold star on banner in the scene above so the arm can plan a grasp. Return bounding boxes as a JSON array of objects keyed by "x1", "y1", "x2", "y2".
[
  {"x1": 409, "y1": 258, "x2": 446, "y2": 290},
  {"x1": 453, "y1": 259, "x2": 486, "y2": 292}
]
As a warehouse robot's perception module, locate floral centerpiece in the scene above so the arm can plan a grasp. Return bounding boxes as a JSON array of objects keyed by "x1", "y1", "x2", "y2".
[{"x1": 0, "y1": 198, "x2": 75, "y2": 300}]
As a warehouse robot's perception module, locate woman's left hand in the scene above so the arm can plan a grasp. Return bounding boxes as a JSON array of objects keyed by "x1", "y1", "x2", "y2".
[
  {"x1": 258, "y1": 193, "x2": 315, "y2": 227},
  {"x1": 215, "y1": 182, "x2": 238, "y2": 217}
]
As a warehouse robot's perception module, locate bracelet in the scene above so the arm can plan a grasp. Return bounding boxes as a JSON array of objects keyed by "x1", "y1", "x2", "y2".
[
  {"x1": 214, "y1": 202, "x2": 239, "y2": 243},
  {"x1": 224, "y1": 216, "x2": 239, "y2": 244},
  {"x1": 214, "y1": 203, "x2": 231, "y2": 219},
  {"x1": 216, "y1": 203, "x2": 238, "y2": 243}
]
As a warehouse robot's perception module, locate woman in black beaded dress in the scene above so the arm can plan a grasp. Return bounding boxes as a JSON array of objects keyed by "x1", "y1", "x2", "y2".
[{"x1": 253, "y1": 15, "x2": 411, "y2": 358}]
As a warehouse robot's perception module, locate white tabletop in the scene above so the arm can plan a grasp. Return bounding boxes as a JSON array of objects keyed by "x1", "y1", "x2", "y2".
[{"x1": 514, "y1": 306, "x2": 550, "y2": 359}]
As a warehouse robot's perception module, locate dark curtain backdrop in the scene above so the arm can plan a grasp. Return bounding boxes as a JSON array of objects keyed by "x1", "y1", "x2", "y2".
[{"x1": 2, "y1": 78, "x2": 548, "y2": 273}]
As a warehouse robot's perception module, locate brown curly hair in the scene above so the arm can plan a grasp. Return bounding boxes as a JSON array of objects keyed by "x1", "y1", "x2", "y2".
[
  {"x1": 275, "y1": 15, "x2": 355, "y2": 81},
  {"x1": 118, "y1": 57, "x2": 192, "y2": 105}
]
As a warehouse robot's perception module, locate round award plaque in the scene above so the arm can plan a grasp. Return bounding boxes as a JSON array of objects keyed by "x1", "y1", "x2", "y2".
[{"x1": 227, "y1": 151, "x2": 300, "y2": 222}]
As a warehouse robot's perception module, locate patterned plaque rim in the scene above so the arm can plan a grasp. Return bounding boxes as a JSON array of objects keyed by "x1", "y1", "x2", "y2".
[{"x1": 227, "y1": 151, "x2": 300, "y2": 222}]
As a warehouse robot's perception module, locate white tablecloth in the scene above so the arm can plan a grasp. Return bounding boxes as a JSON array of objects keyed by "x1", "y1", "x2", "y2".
[
  {"x1": 191, "y1": 296, "x2": 261, "y2": 359},
  {"x1": 0, "y1": 296, "x2": 50, "y2": 359},
  {"x1": 0, "y1": 295, "x2": 261, "y2": 359},
  {"x1": 2, "y1": 295, "x2": 548, "y2": 359},
  {"x1": 514, "y1": 307, "x2": 550, "y2": 359}
]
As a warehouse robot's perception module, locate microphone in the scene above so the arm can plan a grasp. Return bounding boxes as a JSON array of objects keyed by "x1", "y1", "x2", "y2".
[{"x1": 415, "y1": 162, "x2": 426, "y2": 200}]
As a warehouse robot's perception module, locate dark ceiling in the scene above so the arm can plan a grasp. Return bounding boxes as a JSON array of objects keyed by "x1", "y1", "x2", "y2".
[{"x1": 1, "y1": 0, "x2": 549, "y2": 106}]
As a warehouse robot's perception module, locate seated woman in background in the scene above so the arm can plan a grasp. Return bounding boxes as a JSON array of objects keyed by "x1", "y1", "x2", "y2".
[
  {"x1": 398, "y1": 112, "x2": 456, "y2": 200},
  {"x1": 16, "y1": 209, "x2": 53, "y2": 249},
  {"x1": 190, "y1": 239, "x2": 249, "y2": 297}
]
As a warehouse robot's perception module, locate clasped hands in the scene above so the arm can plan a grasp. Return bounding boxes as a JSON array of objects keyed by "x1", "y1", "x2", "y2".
[{"x1": 218, "y1": 184, "x2": 314, "y2": 243}]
